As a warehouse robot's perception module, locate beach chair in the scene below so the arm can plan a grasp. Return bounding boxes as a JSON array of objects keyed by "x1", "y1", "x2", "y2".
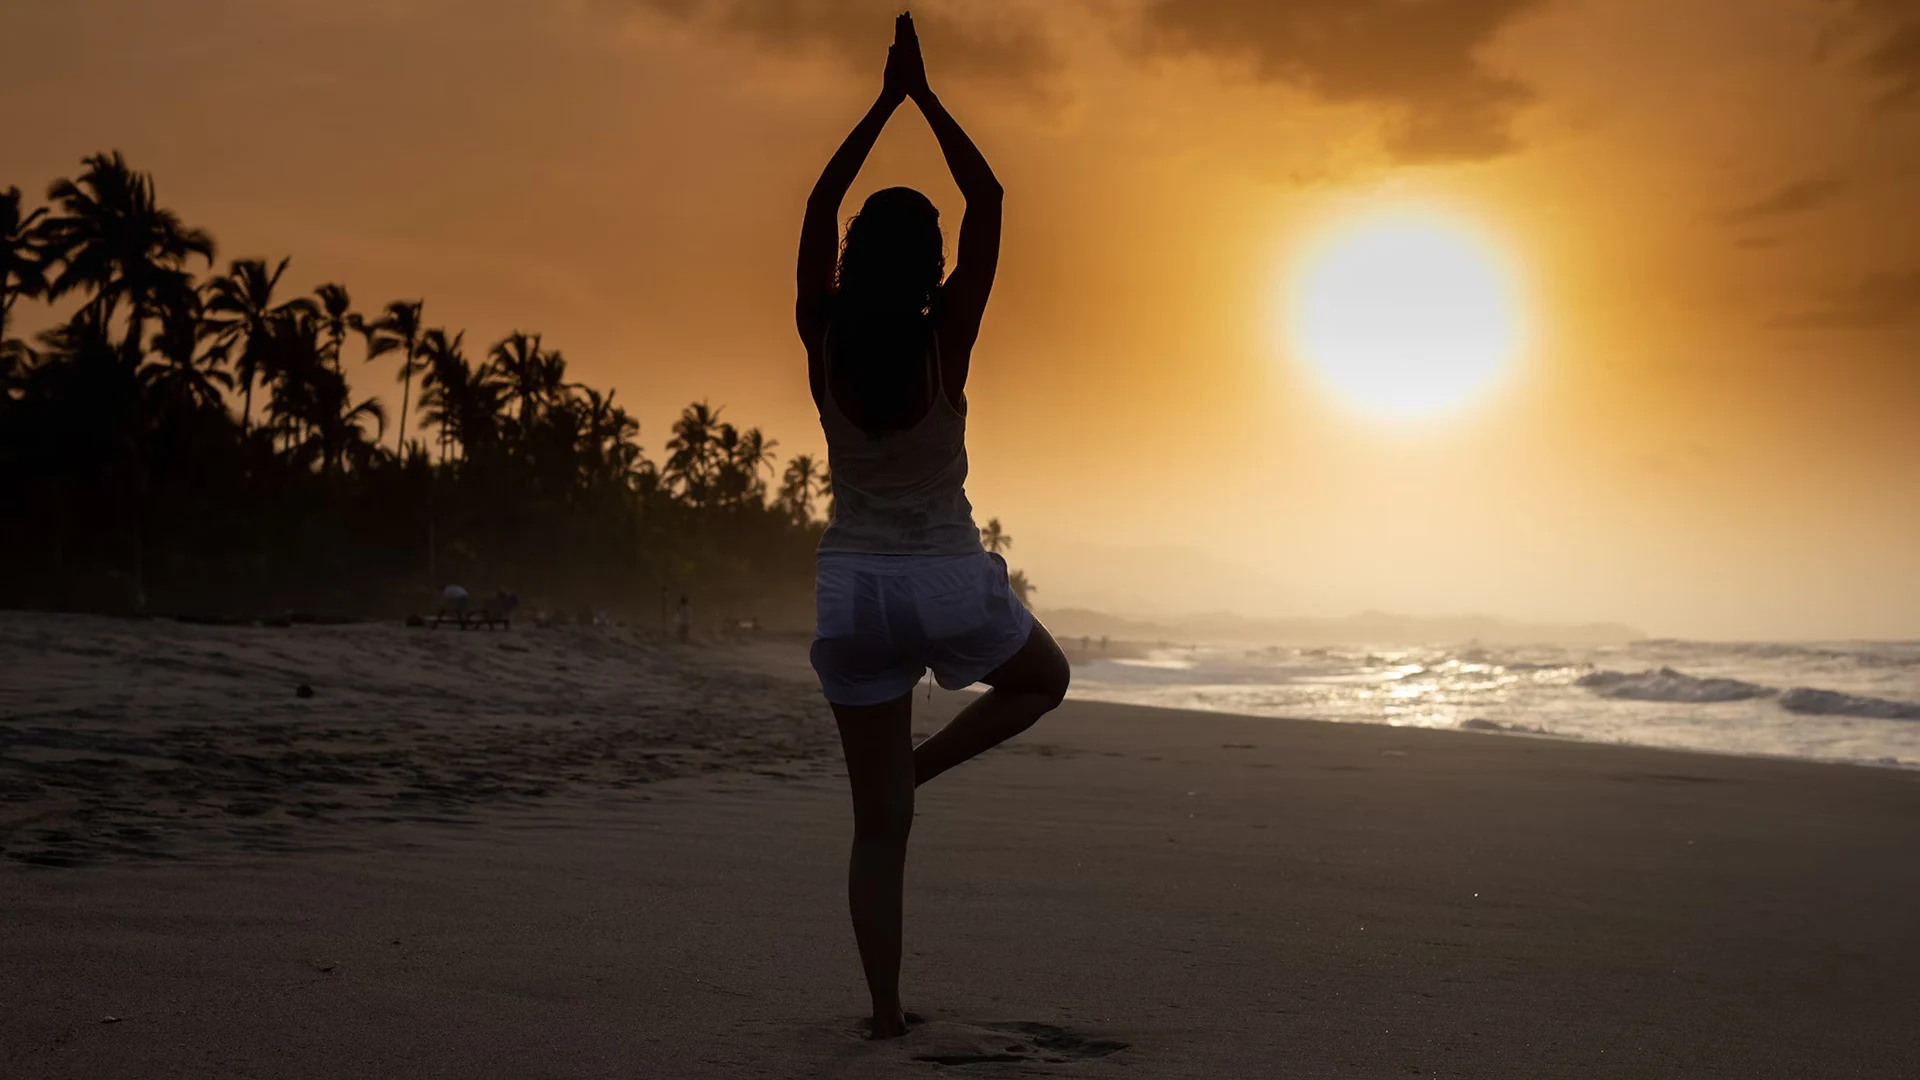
[
  {"x1": 431, "y1": 585, "x2": 473, "y2": 629},
  {"x1": 469, "y1": 590, "x2": 520, "y2": 631}
]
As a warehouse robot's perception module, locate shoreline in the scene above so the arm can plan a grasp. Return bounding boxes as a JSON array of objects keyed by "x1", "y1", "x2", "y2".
[
  {"x1": 5, "y1": 608, "x2": 1913, "y2": 775},
  {"x1": 1056, "y1": 690, "x2": 1920, "y2": 774},
  {"x1": 722, "y1": 633, "x2": 1920, "y2": 775}
]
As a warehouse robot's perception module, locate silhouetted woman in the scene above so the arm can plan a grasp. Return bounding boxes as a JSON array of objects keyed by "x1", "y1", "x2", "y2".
[{"x1": 797, "y1": 12, "x2": 1071, "y2": 1040}]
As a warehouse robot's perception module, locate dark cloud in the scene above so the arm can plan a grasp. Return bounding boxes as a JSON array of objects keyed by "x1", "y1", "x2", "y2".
[
  {"x1": 1135, "y1": 0, "x2": 1544, "y2": 162},
  {"x1": 1856, "y1": 1, "x2": 1920, "y2": 106},
  {"x1": 622, "y1": 0, "x2": 1054, "y2": 85},
  {"x1": 1774, "y1": 269, "x2": 1920, "y2": 329},
  {"x1": 1724, "y1": 175, "x2": 1846, "y2": 224}
]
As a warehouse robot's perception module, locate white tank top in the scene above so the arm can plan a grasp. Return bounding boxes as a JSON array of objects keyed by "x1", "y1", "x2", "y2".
[{"x1": 815, "y1": 326, "x2": 983, "y2": 556}]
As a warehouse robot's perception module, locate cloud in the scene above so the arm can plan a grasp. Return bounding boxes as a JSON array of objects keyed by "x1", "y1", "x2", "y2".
[
  {"x1": 1724, "y1": 174, "x2": 1847, "y2": 224},
  {"x1": 1134, "y1": 0, "x2": 1545, "y2": 162},
  {"x1": 1774, "y1": 269, "x2": 1920, "y2": 329},
  {"x1": 619, "y1": 0, "x2": 1055, "y2": 86},
  {"x1": 617, "y1": 1, "x2": 1550, "y2": 160},
  {"x1": 1855, "y1": 1, "x2": 1920, "y2": 106}
]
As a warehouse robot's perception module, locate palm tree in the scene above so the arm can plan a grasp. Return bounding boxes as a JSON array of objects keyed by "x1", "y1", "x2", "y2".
[
  {"x1": 204, "y1": 256, "x2": 309, "y2": 430},
  {"x1": 38, "y1": 152, "x2": 215, "y2": 358},
  {"x1": 313, "y1": 283, "x2": 354, "y2": 375},
  {"x1": 665, "y1": 400, "x2": 726, "y2": 505},
  {"x1": 709, "y1": 422, "x2": 744, "y2": 504},
  {"x1": 488, "y1": 331, "x2": 545, "y2": 427},
  {"x1": 1008, "y1": 569, "x2": 1035, "y2": 606},
  {"x1": 417, "y1": 327, "x2": 465, "y2": 462},
  {"x1": 533, "y1": 348, "x2": 570, "y2": 408},
  {"x1": 357, "y1": 300, "x2": 426, "y2": 453},
  {"x1": 729, "y1": 427, "x2": 779, "y2": 503},
  {"x1": 1, "y1": 186, "x2": 49, "y2": 366},
  {"x1": 33, "y1": 305, "x2": 152, "y2": 608},
  {"x1": 777, "y1": 453, "x2": 822, "y2": 523},
  {"x1": 308, "y1": 388, "x2": 386, "y2": 474},
  {"x1": 418, "y1": 328, "x2": 505, "y2": 463},
  {"x1": 579, "y1": 386, "x2": 642, "y2": 483},
  {"x1": 980, "y1": 517, "x2": 1011, "y2": 555},
  {"x1": 260, "y1": 307, "x2": 335, "y2": 454},
  {"x1": 34, "y1": 305, "x2": 137, "y2": 406},
  {"x1": 143, "y1": 279, "x2": 232, "y2": 417},
  {"x1": 286, "y1": 348, "x2": 385, "y2": 475},
  {"x1": 604, "y1": 406, "x2": 644, "y2": 478}
]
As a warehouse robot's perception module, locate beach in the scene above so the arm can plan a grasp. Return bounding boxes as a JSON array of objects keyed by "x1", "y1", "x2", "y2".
[{"x1": 3, "y1": 613, "x2": 1918, "y2": 1078}]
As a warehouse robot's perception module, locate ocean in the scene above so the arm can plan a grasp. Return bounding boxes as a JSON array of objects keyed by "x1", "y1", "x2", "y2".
[{"x1": 1065, "y1": 639, "x2": 1920, "y2": 769}]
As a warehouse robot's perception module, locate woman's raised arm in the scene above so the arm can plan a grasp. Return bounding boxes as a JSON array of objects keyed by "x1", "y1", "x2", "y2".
[
  {"x1": 901, "y1": 16, "x2": 1001, "y2": 381},
  {"x1": 798, "y1": 18, "x2": 934, "y2": 353},
  {"x1": 796, "y1": 87, "x2": 900, "y2": 350}
]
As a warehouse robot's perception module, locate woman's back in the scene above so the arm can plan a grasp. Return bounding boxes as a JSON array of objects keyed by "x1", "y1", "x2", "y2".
[{"x1": 816, "y1": 319, "x2": 981, "y2": 556}]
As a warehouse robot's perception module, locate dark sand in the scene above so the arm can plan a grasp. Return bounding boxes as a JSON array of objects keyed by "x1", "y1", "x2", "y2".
[{"x1": 3, "y1": 615, "x2": 1917, "y2": 1077}]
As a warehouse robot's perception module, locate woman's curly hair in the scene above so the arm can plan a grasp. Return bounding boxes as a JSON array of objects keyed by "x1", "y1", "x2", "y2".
[{"x1": 829, "y1": 187, "x2": 947, "y2": 430}]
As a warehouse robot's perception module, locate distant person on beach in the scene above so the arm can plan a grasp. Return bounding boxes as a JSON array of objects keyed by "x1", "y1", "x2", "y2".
[
  {"x1": 797, "y1": 12, "x2": 1070, "y2": 1039},
  {"x1": 674, "y1": 595, "x2": 692, "y2": 642},
  {"x1": 439, "y1": 584, "x2": 469, "y2": 626},
  {"x1": 491, "y1": 589, "x2": 519, "y2": 624}
]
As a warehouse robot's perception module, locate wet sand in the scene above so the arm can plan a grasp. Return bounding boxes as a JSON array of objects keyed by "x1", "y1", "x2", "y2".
[{"x1": 3, "y1": 613, "x2": 1917, "y2": 1077}]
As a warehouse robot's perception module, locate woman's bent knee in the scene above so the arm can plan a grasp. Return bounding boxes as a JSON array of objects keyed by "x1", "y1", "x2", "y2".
[{"x1": 1037, "y1": 650, "x2": 1070, "y2": 711}]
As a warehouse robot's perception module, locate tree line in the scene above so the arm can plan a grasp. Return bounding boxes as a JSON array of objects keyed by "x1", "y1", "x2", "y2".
[
  {"x1": 1, "y1": 153, "x2": 1034, "y2": 625},
  {"x1": 0, "y1": 152, "x2": 840, "y2": 622}
]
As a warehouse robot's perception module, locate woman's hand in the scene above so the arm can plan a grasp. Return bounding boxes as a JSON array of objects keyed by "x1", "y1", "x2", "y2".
[{"x1": 883, "y1": 12, "x2": 929, "y2": 102}]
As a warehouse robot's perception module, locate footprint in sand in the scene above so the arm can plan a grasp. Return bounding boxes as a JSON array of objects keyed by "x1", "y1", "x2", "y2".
[{"x1": 903, "y1": 1020, "x2": 1129, "y2": 1068}]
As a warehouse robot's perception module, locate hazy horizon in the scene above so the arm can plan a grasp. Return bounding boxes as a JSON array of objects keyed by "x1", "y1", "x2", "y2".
[{"x1": 7, "y1": 0, "x2": 1918, "y2": 640}]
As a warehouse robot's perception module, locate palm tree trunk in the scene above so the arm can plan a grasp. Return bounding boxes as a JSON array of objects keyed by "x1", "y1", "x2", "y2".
[{"x1": 396, "y1": 359, "x2": 412, "y2": 454}]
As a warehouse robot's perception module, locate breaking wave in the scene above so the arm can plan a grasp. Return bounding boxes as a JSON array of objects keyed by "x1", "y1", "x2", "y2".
[
  {"x1": 1576, "y1": 667, "x2": 1776, "y2": 703},
  {"x1": 1779, "y1": 688, "x2": 1920, "y2": 720}
]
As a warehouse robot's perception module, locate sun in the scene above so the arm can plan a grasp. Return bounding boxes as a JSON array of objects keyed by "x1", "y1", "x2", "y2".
[{"x1": 1286, "y1": 211, "x2": 1524, "y2": 419}]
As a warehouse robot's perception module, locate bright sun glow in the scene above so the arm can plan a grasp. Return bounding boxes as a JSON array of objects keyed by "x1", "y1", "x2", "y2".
[{"x1": 1288, "y1": 212, "x2": 1524, "y2": 419}]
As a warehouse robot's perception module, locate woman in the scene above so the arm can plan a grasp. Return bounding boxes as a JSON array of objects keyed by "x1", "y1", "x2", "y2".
[{"x1": 797, "y1": 12, "x2": 1071, "y2": 1040}]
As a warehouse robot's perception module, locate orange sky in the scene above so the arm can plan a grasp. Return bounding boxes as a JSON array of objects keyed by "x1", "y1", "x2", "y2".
[{"x1": 6, "y1": 0, "x2": 1918, "y2": 638}]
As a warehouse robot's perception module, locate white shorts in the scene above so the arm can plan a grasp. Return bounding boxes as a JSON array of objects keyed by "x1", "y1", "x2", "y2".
[{"x1": 810, "y1": 551, "x2": 1034, "y2": 707}]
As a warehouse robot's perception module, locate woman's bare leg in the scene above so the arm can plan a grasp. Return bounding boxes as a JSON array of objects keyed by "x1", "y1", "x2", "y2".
[
  {"x1": 914, "y1": 622, "x2": 1070, "y2": 787},
  {"x1": 832, "y1": 693, "x2": 916, "y2": 1038}
]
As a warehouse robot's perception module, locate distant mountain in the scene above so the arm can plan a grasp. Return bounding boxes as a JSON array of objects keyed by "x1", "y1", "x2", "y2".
[
  {"x1": 1018, "y1": 541, "x2": 1307, "y2": 619},
  {"x1": 1037, "y1": 606, "x2": 1645, "y2": 647}
]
